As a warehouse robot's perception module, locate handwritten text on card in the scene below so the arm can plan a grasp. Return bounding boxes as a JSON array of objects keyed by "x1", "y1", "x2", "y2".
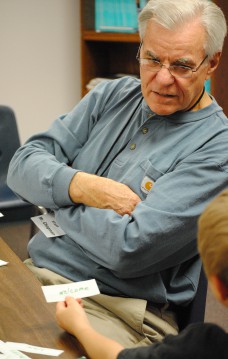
[{"x1": 42, "y1": 279, "x2": 100, "y2": 303}]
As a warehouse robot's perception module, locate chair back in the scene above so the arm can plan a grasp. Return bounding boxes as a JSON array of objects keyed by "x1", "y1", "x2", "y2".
[
  {"x1": 0, "y1": 105, "x2": 38, "y2": 222},
  {"x1": 0, "y1": 106, "x2": 21, "y2": 185}
]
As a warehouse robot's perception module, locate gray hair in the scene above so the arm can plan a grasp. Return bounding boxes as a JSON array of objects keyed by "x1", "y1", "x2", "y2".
[{"x1": 138, "y1": 0, "x2": 227, "y2": 58}]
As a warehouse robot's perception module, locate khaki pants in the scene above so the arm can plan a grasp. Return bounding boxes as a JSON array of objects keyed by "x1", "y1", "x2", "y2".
[{"x1": 24, "y1": 258, "x2": 178, "y2": 348}]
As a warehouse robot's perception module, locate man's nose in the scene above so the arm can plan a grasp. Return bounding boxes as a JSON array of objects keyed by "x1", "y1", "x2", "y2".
[{"x1": 155, "y1": 65, "x2": 175, "y2": 84}]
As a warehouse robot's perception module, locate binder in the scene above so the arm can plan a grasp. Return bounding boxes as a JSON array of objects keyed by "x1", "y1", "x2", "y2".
[
  {"x1": 140, "y1": 0, "x2": 147, "y2": 8},
  {"x1": 205, "y1": 79, "x2": 211, "y2": 93},
  {"x1": 95, "y1": 0, "x2": 139, "y2": 33}
]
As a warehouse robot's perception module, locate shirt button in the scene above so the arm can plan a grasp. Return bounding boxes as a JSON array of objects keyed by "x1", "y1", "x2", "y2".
[
  {"x1": 142, "y1": 127, "x2": 148, "y2": 134},
  {"x1": 130, "y1": 143, "x2": 136, "y2": 150}
]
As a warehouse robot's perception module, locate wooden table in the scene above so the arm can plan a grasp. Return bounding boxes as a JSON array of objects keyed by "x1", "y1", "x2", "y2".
[{"x1": 0, "y1": 238, "x2": 85, "y2": 358}]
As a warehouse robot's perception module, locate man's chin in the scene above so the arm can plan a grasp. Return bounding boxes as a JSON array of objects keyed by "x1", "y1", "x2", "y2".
[{"x1": 149, "y1": 105, "x2": 177, "y2": 116}]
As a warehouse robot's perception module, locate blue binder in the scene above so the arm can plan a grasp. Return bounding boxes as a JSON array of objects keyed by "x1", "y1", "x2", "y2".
[
  {"x1": 205, "y1": 79, "x2": 211, "y2": 93},
  {"x1": 95, "y1": 0, "x2": 138, "y2": 33}
]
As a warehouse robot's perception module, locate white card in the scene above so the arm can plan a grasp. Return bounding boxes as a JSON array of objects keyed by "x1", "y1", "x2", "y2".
[
  {"x1": 0, "y1": 212, "x2": 4, "y2": 218},
  {"x1": 6, "y1": 343, "x2": 63, "y2": 357},
  {"x1": 31, "y1": 213, "x2": 66, "y2": 237},
  {"x1": 0, "y1": 260, "x2": 8, "y2": 267},
  {"x1": 42, "y1": 279, "x2": 100, "y2": 303},
  {"x1": 0, "y1": 341, "x2": 31, "y2": 359}
]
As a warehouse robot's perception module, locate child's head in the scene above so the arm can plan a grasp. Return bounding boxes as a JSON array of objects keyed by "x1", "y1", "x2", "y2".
[{"x1": 198, "y1": 189, "x2": 228, "y2": 305}]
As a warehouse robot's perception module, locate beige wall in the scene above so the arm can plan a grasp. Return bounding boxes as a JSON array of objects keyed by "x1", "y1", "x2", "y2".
[{"x1": 0, "y1": 0, "x2": 81, "y2": 143}]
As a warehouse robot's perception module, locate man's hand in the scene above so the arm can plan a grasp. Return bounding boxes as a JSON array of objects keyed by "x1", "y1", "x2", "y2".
[{"x1": 69, "y1": 172, "x2": 141, "y2": 216}]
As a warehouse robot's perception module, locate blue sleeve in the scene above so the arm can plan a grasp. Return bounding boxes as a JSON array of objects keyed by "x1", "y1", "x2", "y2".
[{"x1": 7, "y1": 80, "x2": 115, "y2": 209}]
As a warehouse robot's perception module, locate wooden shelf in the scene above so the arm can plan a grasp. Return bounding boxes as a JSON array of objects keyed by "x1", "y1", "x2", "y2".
[
  {"x1": 80, "y1": 0, "x2": 140, "y2": 96},
  {"x1": 82, "y1": 30, "x2": 140, "y2": 43}
]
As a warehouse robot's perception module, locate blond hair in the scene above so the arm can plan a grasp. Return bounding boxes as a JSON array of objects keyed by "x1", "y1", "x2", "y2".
[{"x1": 198, "y1": 190, "x2": 228, "y2": 286}]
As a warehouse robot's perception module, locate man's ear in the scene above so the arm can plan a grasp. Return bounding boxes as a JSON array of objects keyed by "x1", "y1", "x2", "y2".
[
  {"x1": 210, "y1": 275, "x2": 228, "y2": 306},
  {"x1": 205, "y1": 52, "x2": 221, "y2": 80}
]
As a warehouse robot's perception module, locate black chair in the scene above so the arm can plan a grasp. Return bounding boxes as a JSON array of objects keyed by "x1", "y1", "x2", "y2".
[
  {"x1": 0, "y1": 105, "x2": 38, "y2": 225},
  {"x1": 176, "y1": 265, "x2": 208, "y2": 331}
]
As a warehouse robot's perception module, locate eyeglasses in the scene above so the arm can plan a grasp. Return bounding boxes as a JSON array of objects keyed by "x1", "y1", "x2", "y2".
[{"x1": 136, "y1": 42, "x2": 208, "y2": 79}]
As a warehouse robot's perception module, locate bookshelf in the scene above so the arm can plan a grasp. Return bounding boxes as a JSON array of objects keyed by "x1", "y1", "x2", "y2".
[
  {"x1": 80, "y1": 0, "x2": 228, "y2": 116},
  {"x1": 213, "y1": 0, "x2": 228, "y2": 116},
  {"x1": 80, "y1": 0, "x2": 140, "y2": 97}
]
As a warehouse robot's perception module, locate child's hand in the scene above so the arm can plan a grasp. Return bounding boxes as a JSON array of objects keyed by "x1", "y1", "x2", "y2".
[
  {"x1": 56, "y1": 296, "x2": 124, "y2": 359},
  {"x1": 56, "y1": 296, "x2": 90, "y2": 336}
]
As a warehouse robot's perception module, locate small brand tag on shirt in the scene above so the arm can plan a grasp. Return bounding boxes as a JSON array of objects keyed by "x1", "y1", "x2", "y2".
[
  {"x1": 31, "y1": 213, "x2": 66, "y2": 238},
  {"x1": 141, "y1": 176, "x2": 154, "y2": 194}
]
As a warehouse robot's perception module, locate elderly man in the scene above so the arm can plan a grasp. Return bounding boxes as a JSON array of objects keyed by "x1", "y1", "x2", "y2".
[{"x1": 7, "y1": 0, "x2": 228, "y2": 347}]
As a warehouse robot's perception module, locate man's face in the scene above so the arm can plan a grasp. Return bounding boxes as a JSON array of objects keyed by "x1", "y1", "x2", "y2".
[{"x1": 140, "y1": 19, "x2": 217, "y2": 115}]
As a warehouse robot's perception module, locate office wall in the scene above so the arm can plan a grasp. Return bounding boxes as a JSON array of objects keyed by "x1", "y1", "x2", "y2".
[{"x1": 0, "y1": 0, "x2": 81, "y2": 143}]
